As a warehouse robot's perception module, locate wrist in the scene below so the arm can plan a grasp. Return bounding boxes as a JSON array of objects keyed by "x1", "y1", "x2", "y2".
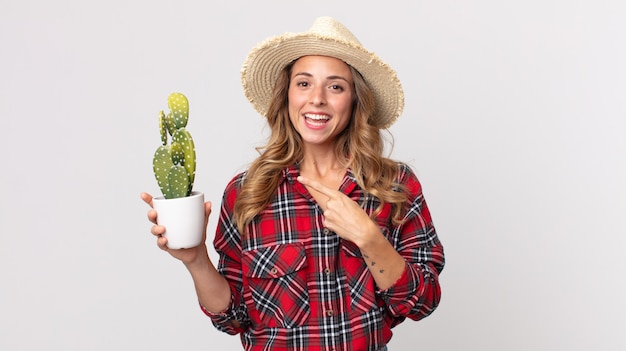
[
  {"x1": 183, "y1": 248, "x2": 211, "y2": 272},
  {"x1": 356, "y1": 220, "x2": 386, "y2": 252}
]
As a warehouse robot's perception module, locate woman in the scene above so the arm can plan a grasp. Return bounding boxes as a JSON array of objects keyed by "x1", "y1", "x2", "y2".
[{"x1": 142, "y1": 16, "x2": 445, "y2": 351}]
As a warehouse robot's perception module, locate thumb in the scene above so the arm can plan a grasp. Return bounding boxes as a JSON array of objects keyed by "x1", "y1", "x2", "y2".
[{"x1": 140, "y1": 192, "x2": 154, "y2": 208}]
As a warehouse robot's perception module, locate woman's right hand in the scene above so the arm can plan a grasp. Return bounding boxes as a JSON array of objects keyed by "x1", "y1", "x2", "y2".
[
  {"x1": 140, "y1": 192, "x2": 212, "y2": 265},
  {"x1": 141, "y1": 192, "x2": 232, "y2": 314}
]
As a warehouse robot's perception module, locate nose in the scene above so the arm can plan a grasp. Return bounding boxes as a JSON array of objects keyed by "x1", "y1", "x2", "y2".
[{"x1": 309, "y1": 86, "x2": 326, "y2": 106}]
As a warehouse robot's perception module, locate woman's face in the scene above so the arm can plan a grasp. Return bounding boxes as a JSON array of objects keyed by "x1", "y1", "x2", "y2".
[{"x1": 288, "y1": 55, "x2": 354, "y2": 148}]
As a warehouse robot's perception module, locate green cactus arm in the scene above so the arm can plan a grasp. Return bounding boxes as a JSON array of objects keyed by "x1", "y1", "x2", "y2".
[
  {"x1": 168, "y1": 92, "x2": 189, "y2": 129},
  {"x1": 172, "y1": 128, "x2": 196, "y2": 186},
  {"x1": 153, "y1": 145, "x2": 175, "y2": 196},
  {"x1": 166, "y1": 165, "x2": 191, "y2": 198},
  {"x1": 159, "y1": 111, "x2": 168, "y2": 145},
  {"x1": 170, "y1": 141, "x2": 184, "y2": 165},
  {"x1": 165, "y1": 112, "x2": 176, "y2": 137}
]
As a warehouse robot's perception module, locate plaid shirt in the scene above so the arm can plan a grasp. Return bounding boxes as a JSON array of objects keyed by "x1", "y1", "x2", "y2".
[{"x1": 202, "y1": 163, "x2": 445, "y2": 351}]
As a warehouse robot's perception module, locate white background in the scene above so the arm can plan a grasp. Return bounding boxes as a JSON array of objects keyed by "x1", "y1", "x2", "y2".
[{"x1": 1, "y1": 1, "x2": 625, "y2": 350}]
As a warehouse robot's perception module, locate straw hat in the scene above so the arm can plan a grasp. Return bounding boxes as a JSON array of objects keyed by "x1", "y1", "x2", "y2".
[{"x1": 241, "y1": 16, "x2": 404, "y2": 128}]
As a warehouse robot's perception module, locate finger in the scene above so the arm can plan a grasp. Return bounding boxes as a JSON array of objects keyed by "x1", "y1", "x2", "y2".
[
  {"x1": 297, "y1": 176, "x2": 339, "y2": 197},
  {"x1": 147, "y1": 208, "x2": 158, "y2": 224},
  {"x1": 140, "y1": 192, "x2": 154, "y2": 208},
  {"x1": 151, "y1": 224, "x2": 166, "y2": 236},
  {"x1": 156, "y1": 235, "x2": 169, "y2": 251},
  {"x1": 204, "y1": 201, "x2": 212, "y2": 217},
  {"x1": 203, "y1": 201, "x2": 212, "y2": 227}
]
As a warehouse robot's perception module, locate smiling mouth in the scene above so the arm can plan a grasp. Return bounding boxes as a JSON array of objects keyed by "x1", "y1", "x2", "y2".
[{"x1": 304, "y1": 113, "x2": 330, "y2": 127}]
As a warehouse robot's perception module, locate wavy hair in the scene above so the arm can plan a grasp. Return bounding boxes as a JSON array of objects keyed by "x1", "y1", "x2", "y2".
[{"x1": 234, "y1": 61, "x2": 407, "y2": 234}]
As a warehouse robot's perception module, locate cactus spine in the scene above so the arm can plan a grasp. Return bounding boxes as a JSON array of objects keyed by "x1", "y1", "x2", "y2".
[{"x1": 153, "y1": 93, "x2": 196, "y2": 199}]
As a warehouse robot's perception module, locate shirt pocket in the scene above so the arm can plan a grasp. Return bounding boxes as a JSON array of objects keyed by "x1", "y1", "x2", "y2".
[
  {"x1": 242, "y1": 242, "x2": 310, "y2": 328},
  {"x1": 341, "y1": 241, "x2": 378, "y2": 315}
]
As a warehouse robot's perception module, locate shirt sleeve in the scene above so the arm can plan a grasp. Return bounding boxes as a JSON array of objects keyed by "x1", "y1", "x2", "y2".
[
  {"x1": 376, "y1": 164, "x2": 445, "y2": 326},
  {"x1": 202, "y1": 173, "x2": 250, "y2": 335}
]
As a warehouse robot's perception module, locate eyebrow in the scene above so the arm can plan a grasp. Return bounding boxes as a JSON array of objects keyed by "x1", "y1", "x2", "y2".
[{"x1": 292, "y1": 72, "x2": 351, "y2": 83}]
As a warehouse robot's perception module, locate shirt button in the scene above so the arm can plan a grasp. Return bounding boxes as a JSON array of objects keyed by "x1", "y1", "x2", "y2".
[
  {"x1": 270, "y1": 268, "x2": 278, "y2": 275},
  {"x1": 324, "y1": 268, "x2": 331, "y2": 275},
  {"x1": 326, "y1": 310, "x2": 334, "y2": 317},
  {"x1": 322, "y1": 228, "x2": 330, "y2": 235}
]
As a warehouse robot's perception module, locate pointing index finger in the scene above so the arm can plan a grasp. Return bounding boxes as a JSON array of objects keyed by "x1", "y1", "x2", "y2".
[{"x1": 297, "y1": 176, "x2": 338, "y2": 197}]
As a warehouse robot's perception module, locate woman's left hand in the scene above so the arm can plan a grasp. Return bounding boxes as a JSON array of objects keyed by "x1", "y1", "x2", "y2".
[
  {"x1": 297, "y1": 175, "x2": 379, "y2": 247},
  {"x1": 297, "y1": 175, "x2": 407, "y2": 289}
]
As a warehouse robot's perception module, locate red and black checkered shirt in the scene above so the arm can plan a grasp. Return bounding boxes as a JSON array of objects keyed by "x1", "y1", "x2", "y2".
[{"x1": 202, "y1": 163, "x2": 445, "y2": 351}]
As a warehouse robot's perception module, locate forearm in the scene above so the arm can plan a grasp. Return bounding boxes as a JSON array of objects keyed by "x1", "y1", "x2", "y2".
[
  {"x1": 358, "y1": 222, "x2": 406, "y2": 290},
  {"x1": 184, "y1": 254, "x2": 232, "y2": 314}
]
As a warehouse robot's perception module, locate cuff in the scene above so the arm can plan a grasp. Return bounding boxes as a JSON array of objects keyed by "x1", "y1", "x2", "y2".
[
  {"x1": 376, "y1": 261, "x2": 420, "y2": 300},
  {"x1": 199, "y1": 302, "x2": 231, "y2": 318}
]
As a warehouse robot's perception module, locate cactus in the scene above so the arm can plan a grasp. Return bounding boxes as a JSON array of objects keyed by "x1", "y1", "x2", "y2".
[{"x1": 153, "y1": 92, "x2": 197, "y2": 199}]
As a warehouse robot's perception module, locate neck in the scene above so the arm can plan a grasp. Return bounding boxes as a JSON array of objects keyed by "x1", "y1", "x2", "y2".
[{"x1": 300, "y1": 148, "x2": 347, "y2": 179}]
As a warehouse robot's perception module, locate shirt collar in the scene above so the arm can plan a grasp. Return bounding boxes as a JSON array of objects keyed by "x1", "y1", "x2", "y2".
[{"x1": 283, "y1": 163, "x2": 358, "y2": 195}]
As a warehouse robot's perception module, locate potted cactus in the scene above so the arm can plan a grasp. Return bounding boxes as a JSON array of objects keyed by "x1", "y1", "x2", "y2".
[{"x1": 151, "y1": 92, "x2": 205, "y2": 249}]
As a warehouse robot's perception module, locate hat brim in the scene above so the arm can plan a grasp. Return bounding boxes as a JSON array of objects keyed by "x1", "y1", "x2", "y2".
[{"x1": 241, "y1": 33, "x2": 404, "y2": 129}]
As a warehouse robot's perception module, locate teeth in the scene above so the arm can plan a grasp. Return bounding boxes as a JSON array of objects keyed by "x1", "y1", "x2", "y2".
[{"x1": 304, "y1": 114, "x2": 330, "y2": 121}]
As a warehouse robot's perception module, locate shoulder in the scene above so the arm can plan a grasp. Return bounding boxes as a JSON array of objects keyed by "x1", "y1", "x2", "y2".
[
  {"x1": 395, "y1": 162, "x2": 423, "y2": 198},
  {"x1": 395, "y1": 162, "x2": 419, "y2": 185},
  {"x1": 225, "y1": 171, "x2": 247, "y2": 191},
  {"x1": 221, "y1": 171, "x2": 248, "y2": 205}
]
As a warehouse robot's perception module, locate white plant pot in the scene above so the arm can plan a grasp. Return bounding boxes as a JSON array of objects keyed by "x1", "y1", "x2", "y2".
[{"x1": 152, "y1": 191, "x2": 205, "y2": 249}]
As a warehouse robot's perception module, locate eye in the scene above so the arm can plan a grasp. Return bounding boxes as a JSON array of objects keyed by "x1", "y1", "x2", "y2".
[
  {"x1": 329, "y1": 84, "x2": 344, "y2": 92},
  {"x1": 296, "y1": 81, "x2": 309, "y2": 87}
]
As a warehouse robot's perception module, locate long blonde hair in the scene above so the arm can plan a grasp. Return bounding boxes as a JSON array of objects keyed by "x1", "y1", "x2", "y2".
[{"x1": 234, "y1": 61, "x2": 407, "y2": 234}]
